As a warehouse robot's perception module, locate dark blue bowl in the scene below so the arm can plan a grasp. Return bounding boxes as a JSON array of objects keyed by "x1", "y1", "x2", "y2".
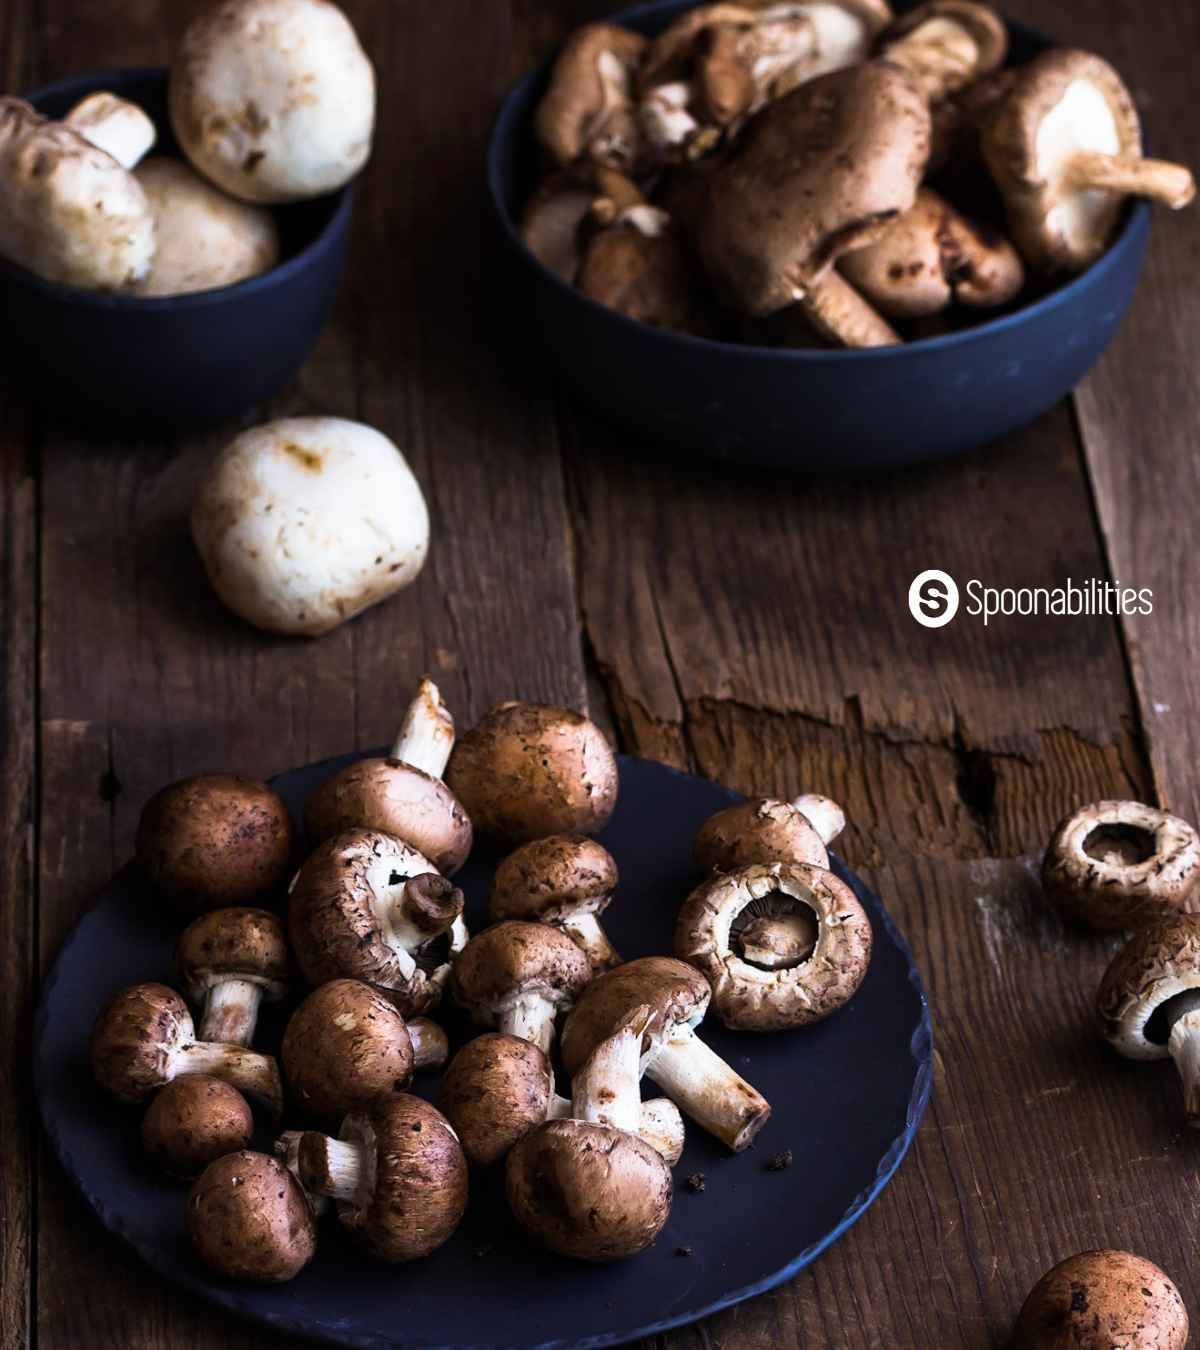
[
  {"x1": 487, "y1": 1, "x2": 1150, "y2": 470},
  {"x1": 2, "y1": 68, "x2": 353, "y2": 430}
]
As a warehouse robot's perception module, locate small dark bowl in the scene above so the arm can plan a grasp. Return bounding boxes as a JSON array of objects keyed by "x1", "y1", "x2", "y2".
[
  {"x1": 1, "y1": 68, "x2": 353, "y2": 430},
  {"x1": 487, "y1": 1, "x2": 1151, "y2": 470}
]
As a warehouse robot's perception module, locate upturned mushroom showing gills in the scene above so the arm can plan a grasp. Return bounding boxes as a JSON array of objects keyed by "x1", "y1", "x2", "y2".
[
  {"x1": 297, "y1": 1094, "x2": 468, "y2": 1262},
  {"x1": 141, "y1": 1075, "x2": 253, "y2": 1179},
  {"x1": 176, "y1": 907, "x2": 289, "y2": 1046},
  {"x1": 446, "y1": 701, "x2": 619, "y2": 843},
  {"x1": 562, "y1": 956, "x2": 771, "y2": 1150},
  {"x1": 676, "y1": 861, "x2": 873, "y2": 1031},
  {"x1": 288, "y1": 829, "x2": 467, "y2": 1017},
  {"x1": 982, "y1": 48, "x2": 1195, "y2": 273},
  {"x1": 1043, "y1": 800, "x2": 1200, "y2": 931},
  {"x1": 1097, "y1": 914, "x2": 1200, "y2": 1126},
  {"x1": 452, "y1": 921, "x2": 593, "y2": 1055},
  {"x1": 1013, "y1": 1249, "x2": 1188, "y2": 1350},
  {"x1": 91, "y1": 983, "x2": 283, "y2": 1117},
  {"x1": 304, "y1": 678, "x2": 473, "y2": 874},
  {"x1": 506, "y1": 1006, "x2": 673, "y2": 1261},
  {"x1": 136, "y1": 774, "x2": 294, "y2": 916},
  {"x1": 877, "y1": 0, "x2": 1007, "y2": 104},
  {"x1": 520, "y1": 164, "x2": 646, "y2": 282}
]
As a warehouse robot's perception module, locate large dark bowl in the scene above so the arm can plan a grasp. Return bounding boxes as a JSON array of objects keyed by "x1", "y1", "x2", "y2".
[
  {"x1": 487, "y1": 1, "x2": 1151, "y2": 470},
  {"x1": 1, "y1": 68, "x2": 353, "y2": 430}
]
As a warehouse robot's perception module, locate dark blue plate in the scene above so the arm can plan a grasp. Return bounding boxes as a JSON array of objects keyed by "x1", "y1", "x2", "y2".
[{"x1": 35, "y1": 754, "x2": 932, "y2": 1350}]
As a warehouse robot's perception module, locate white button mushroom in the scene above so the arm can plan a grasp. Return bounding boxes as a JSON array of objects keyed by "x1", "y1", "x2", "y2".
[
  {"x1": 191, "y1": 417, "x2": 430, "y2": 637},
  {"x1": 170, "y1": 0, "x2": 376, "y2": 204}
]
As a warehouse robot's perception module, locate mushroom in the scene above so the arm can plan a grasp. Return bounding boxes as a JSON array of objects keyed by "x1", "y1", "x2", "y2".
[
  {"x1": 191, "y1": 416, "x2": 430, "y2": 638},
  {"x1": 446, "y1": 701, "x2": 619, "y2": 843},
  {"x1": 877, "y1": 1, "x2": 1007, "y2": 104},
  {"x1": 452, "y1": 920, "x2": 592, "y2": 1055},
  {"x1": 696, "y1": 791, "x2": 844, "y2": 871},
  {"x1": 0, "y1": 97, "x2": 155, "y2": 290},
  {"x1": 304, "y1": 678, "x2": 473, "y2": 874},
  {"x1": 281, "y1": 978, "x2": 447, "y2": 1124},
  {"x1": 136, "y1": 773, "x2": 294, "y2": 916},
  {"x1": 287, "y1": 829, "x2": 467, "y2": 1016},
  {"x1": 133, "y1": 157, "x2": 280, "y2": 296},
  {"x1": 489, "y1": 834, "x2": 622, "y2": 971},
  {"x1": 561, "y1": 956, "x2": 771, "y2": 1150},
  {"x1": 187, "y1": 1150, "x2": 316, "y2": 1282},
  {"x1": 91, "y1": 983, "x2": 283, "y2": 1117},
  {"x1": 1013, "y1": 1249, "x2": 1188, "y2": 1350},
  {"x1": 520, "y1": 164, "x2": 645, "y2": 283},
  {"x1": 170, "y1": 0, "x2": 375, "y2": 204},
  {"x1": 1043, "y1": 800, "x2": 1200, "y2": 930},
  {"x1": 274, "y1": 1129, "x2": 329, "y2": 1215},
  {"x1": 140, "y1": 1075, "x2": 253, "y2": 1179},
  {"x1": 506, "y1": 1006, "x2": 673, "y2": 1261},
  {"x1": 1098, "y1": 913, "x2": 1200, "y2": 1126},
  {"x1": 840, "y1": 187, "x2": 1024, "y2": 316},
  {"x1": 982, "y1": 48, "x2": 1195, "y2": 273},
  {"x1": 176, "y1": 906, "x2": 289, "y2": 1046},
  {"x1": 63, "y1": 91, "x2": 156, "y2": 168},
  {"x1": 676, "y1": 861, "x2": 873, "y2": 1030},
  {"x1": 687, "y1": 62, "x2": 930, "y2": 345},
  {"x1": 297, "y1": 1094, "x2": 468, "y2": 1261},
  {"x1": 534, "y1": 23, "x2": 648, "y2": 173}
]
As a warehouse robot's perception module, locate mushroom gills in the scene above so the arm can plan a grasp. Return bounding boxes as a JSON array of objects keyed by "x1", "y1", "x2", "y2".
[
  {"x1": 733, "y1": 890, "x2": 820, "y2": 970},
  {"x1": 1082, "y1": 820, "x2": 1156, "y2": 867}
]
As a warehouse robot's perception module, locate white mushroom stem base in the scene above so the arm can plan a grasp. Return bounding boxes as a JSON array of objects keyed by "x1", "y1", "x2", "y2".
[
  {"x1": 298, "y1": 1134, "x2": 365, "y2": 1203},
  {"x1": 499, "y1": 994, "x2": 560, "y2": 1056},
  {"x1": 647, "y1": 1025, "x2": 771, "y2": 1151},
  {"x1": 560, "y1": 912, "x2": 621, "y2": 971},
  {"x1": 791, "y1": 794, "x2": 845, "y2": 847},
  {"x1": 391, "y1": 678, "x2": 455, "y2": 777},
  {"x1": 198, "y1": 979, "x2": 263, "y2": 1047},
  {"x1": 572, "y1": 1007, "x2": 649, "y2": 1133},
  {"x1": 1062, "y1": 151, "x2": 1196, "y2": 209},
  {"x1": 797, "y1": 271, "x2": 900, "y2": 349},
  {"x1": 1168, "y1": 1010, "x2": 1200, "y2": 1127},
  {"x1": 176, "y1": 1041, "x2": 282, "y2": 1117},
  {"x1": 407, "y1": 1018, "x2": 449, "y2": 1071}
]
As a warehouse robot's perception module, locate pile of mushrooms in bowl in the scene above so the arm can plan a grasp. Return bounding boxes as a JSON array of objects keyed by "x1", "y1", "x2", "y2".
[{"x1": 87, "y1": 678, "x2": 877, "y2": 1278}]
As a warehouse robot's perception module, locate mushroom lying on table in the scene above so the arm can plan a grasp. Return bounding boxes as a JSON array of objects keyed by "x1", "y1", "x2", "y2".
[
  {"x1": 177, "y1": 906, "x2": 289, "y2": 1046},
  {"x1": 274, "y1": 1130, "x2": 329, "y2": 1216},
  {"x1": 288, "y1": 829, "x2": 467, "y2": 1016},
  {"x1": 877, "y1": 0, "x2": 1007, "y2": 105},
  {"x1": 520, "y1": 164, "x2": 646, "y2": 282},
  {"x1": 64, "y1": 91, "x2": 156, "y2": 168},
  {"x1": 982, "y1": 48, "x2": 1195, "y2": 273},
  {"x1": 141, "y1": 1075, "x2": 253, "y2": 1179}
]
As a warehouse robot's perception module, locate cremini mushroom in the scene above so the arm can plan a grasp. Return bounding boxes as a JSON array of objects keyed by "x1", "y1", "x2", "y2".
[
  {"x1": 489, "y1": 834, "x2": 621, "y2": 971},
  {"x1": 561, "y1": 956, "x2": 771, "y2": 1150},
  {"x1": 1013, "y1": 1250, "x2": 1188, "y2": 1350},
  {"x1": 506, "y1": 1006, "x2": 673, "y2": 1261},
  {"x1": 133, "y1": 157, "x2": 279, "y2": 296},
  {"x1": 446, "y1": 701, "x2": 619, "y2": 843},
  {"x1": 136, "y1": 773, "x2": 294, "y2": 916},
  {"x1": 191, "y1": 416, "x2": 430, "y2": 638},
  {"x1": 304, "y1": 678, "x2": 473, "y2": 874},
  {"x1": 141, "y1": 1075, "x2": 253, "y2": 1179},
  {"x1": 297, "y1": 1094, "x2": 468, "y2": 1262},
  {"x1": 696, "y1": 791, "x2": 844, "y2": 872},
  {"x1": 676, "y1": 861, "x2": 873, "y2": 1030},
  {"x1": 91, "y1": 982, "x2": 283, "y2": 1117},
  {"x1": 520, "y1": 164, "x2": 645, "y2": 282},
  {"x1": 1043, "y1": 800, "x2": 1200, "y2": 930},
  {"x1": 982, "y1": 48, "x2": 1195, "y2": 273},
  {"x1": 274, "y1": 1129, "x2": 329, "y2": 1215},
  {"x1": 0, "y1": 96, "x2": 155, "y2": 289},
  {"x1": 177, "y1": 906, "x2": 289, "y2": 1046},
  {"x1": 877, "y1": 1, "x2": 1007, "y2": 104},
  {"x1": 187, "y1": 1150, "x2": 316, "y2": 1282},
  {"x1": 535, "y1": 23, "x2": 647, "y2": 173},
  {"x1": 288, "y1": 829, "x2": 467, "y2": 1017},
  {"x1": 840, "y1": 187, "x2": 1024, "y2": 316},
  {"x1": 170, "y1": 0, "x2": 375, "y2": 204},
  {"x1": 452, "y1": 920, "x2": 592, "y2": 1055},
  {"x1": 1097, "y1": 913, "x2": 1200, "y2": 1126},
  {"x1": 64, "y1": 91, "x2": 156, "y2": 168},
  {"x1": 281, "y1": 978, "x2": 447, "y2": 1124}
]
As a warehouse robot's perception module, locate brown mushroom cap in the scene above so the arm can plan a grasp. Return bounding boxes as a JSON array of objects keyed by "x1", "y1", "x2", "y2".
[
  {"x1": 141, "y1": 1075, "x2": 253, "y2": 1179},
  {"x1": 136, "y1": 774, "x2": 294, "y2": 915},
  {"x1": 91, "y1": 982, "x2": 193, "y2": 1102},
  {"x1": 879, "y1": 1, "x2": 1007, "y2": 102},
  {"x1": 490, "y1": 835, "x2": 618, "y2": 925},
  {"x1": 439, "y1": 1033, "x2": 555, "y2": 1167},
  {"x1": 1013, "y1": 1249, "x2": 1188, "y2": 1350},
  {"x1": 676, "y1": 861, "x2": 873, "y2": 1031},
  {"x1": 446, "y1": 702, "x2": 619, "y2": 843},
  {"x1": 535, "y1": 24, "x2": 648, "y2": 172},
  {"x1": 1096, "y1": 913, "x2": 1200, "y2": 1060},
  {"x1": 177, "y1": 907, "x2": 290, "y2": 1002},
  {"x1": 186, "y1": 1151, "x2": 316, "y2": 1283},
  {"x1": 695, "y1": 797, "x2": 830, "y2": 872},
  {"x1": 452, "y1": 921, "x2": 593, "y2": 1025},
  {"x1": 506, "y1": 1119, "x2": 672, "y2": 1261}
]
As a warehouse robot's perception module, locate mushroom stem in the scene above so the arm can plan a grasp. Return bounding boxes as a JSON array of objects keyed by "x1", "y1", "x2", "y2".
[
  {"x1": 1168, "y1": 1006, "x2": 1200, "y2": 1127},
  {"x1": 1063, "y1": 152, "x2": 1196, "y2": 210},
  {"x1": 646, "y1": 1025, "x2": 771, "y2": 1151},
  {"x1": 559, "y1": 912, "x2": 621, "y2": 972},
  {"x1": 638, "y1": 1098, "x2": 685, "y2": 1167},
  {"x1": 390, "y1": 678, "x2": 455, "y2": 777},
  {"x1": 297, "y1": 1132, "x2": 366, "y2": 1203},
  {"x1": 572, "y1": 1006, "x2": 652, "y2": 1133},
  {"x1": 407, "y1": 1018, "x2": 449, "y2": 1071},
  {"x1": 798, "y1": 271, "x2": 901, "y2": 348},
  {"x1": 740, "y1": 910, "x2": 819, "y2": 969},
  {"x1": 498, "y1": 994, "x2": 560, "y2": 1056},
  {"x1": 176, "y1": 1041, "x2": 283, "y2": 1118},
  {"x1": 391, "y1": 874, "x2": 464, "y2": 952},
  {"x1": 790, "y1": 794, "x2": 845, "y2": 846},
  {"x1": 198, "y1": 979, "x2": 263, "y2": 1047}
]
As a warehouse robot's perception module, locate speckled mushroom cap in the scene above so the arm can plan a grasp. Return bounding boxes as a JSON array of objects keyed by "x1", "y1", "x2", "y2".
[
  {"x1": 445, "y1": 702, "x2": 619, "y2": 843},
  {"x1": 90, "y1": 983, "x2": 192, "y2": 1102},
  {"x1": 136, "y1": 774, "x2": 294, "y2": 915},
  {"x1": 304, "y1": 756, "x2": 473, "y2": 875},
  {"x1": 695, "y1": 797, "x2": 830, "y2": 872},
  {"x1": 675, "y1": 861, "x2": 872, "y2": 1031},
  {"x1": 452, "y1": 921, "x2": 593, "y2": 1024},
  {"x1": 490, "y1": 835, "x2": 618, "y2": 924},
  {"x1": 177, "y1": 907, "x2": 290, "y2": 1001},
  {"x1": 141, "y1": 1075, "x2": 253, "y2": 1179},
  {"x1": 1043, "y1": 800, "x2": 1200, "y2": 931},
  {"x1": 1097, "y1": 914, "x2": 1200, "y2": 1061},
  {"x1": 439, "y1": 1033, "x2": 555, "y2": 1167},
  {"x1": 1013, "y1": 1249, "x2": 1188, "y2": 1350},
  {"x1": 560, "y1": 956, "x2": 710, "y2": 1077},
  {"x1": 879, "y1": 1, "x2": 1007, "y2": 99}
]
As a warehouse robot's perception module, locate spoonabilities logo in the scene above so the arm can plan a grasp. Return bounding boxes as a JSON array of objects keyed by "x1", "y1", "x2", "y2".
[{"x1": 908, "y1": 570, "x2": 960, "y2": 628}]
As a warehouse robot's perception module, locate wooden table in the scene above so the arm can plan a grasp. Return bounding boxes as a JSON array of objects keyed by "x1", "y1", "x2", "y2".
[{"x1": 3, "y1": 1, "x2": 1199, "y2": 1346}]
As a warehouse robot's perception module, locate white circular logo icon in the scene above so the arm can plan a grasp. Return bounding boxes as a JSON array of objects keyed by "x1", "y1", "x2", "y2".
[{"x1": 909, "y1": 570, "x2": 960, "y2": 628}]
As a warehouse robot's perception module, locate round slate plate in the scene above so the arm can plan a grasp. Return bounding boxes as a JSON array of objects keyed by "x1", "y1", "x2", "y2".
[{"x1": 36, "y1": 753, "x2": 933, "y2": 1350}]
